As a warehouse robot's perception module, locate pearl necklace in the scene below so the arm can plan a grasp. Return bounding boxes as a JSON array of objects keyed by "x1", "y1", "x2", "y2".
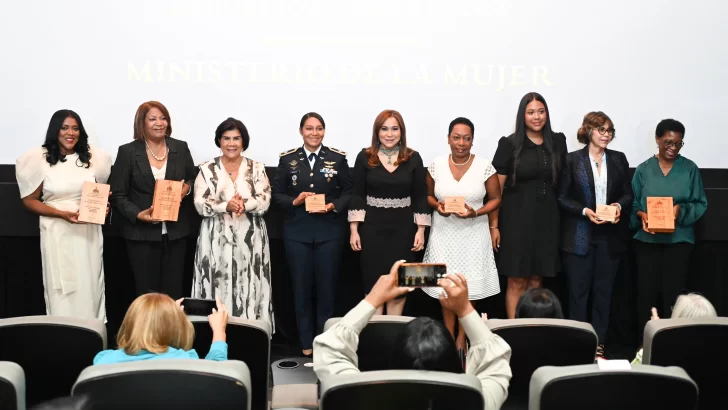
[
  {"x1": 145, "y1": 139, "x2": 168, "y2": 161},
  {"x1": 450, "y1": 154, "x2": 472, "y2": 166}
]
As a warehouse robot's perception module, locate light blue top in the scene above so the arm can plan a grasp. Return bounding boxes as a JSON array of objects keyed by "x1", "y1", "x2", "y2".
[{"x1": 93, "y1": 341, "x2": 228, "y2": 365}]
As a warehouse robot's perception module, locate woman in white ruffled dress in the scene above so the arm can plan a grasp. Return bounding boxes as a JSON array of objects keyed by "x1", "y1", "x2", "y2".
[{"x1": 15, "y1": 110, "x2": 111, "y2": 320}]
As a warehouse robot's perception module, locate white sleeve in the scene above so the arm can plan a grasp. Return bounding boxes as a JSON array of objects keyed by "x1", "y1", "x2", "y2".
[
  {"x1": 313, "y1": 300, "x2": 376, "y2": 379},
  {"x1": 91, "y1": 147, "x2": 112, "y2": 184},
  {"x1": 15, "y1": 147, "x2": 49, "y2": 198},
  {"x1": 459, "y1": 311, "x2": 513, "y2": 410}
]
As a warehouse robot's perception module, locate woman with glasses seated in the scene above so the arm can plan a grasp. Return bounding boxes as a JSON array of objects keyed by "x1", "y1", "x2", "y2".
[
  {"x1": 630, "y1": 119, "x2": 707, "y2": 343},
  {"x1": 557, "y1": 112, "x2": 632, "y2": 359}
]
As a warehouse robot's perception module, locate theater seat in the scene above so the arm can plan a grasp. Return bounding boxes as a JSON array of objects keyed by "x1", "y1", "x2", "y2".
[
  {"x1": 72, "y1": 359, "x2": 251, "y2": 410},
  {"x1": 643, "y1": 317, "x2": 728, "y2": 410},
  {"x1": 486, "y1": 319, "x2": 598, "y2": 410},
  {"x1": 188, "y1": 316, "x2": 271, "y2": 410},
  {"x1": 323, "y1": 315, "x2": 414, "y2": 371},
  {"x1": 529, "y1": 364, "x2": 698, "y2": 410},
  {"x1": 0, "y1": 361, "x2": 24, "y2": 410},
  {"x1": 319, "y1": 370, "x2": 483, "y2": 410},
  {"x1": 0, "y1": 316, "x2": 106, "y2": 406}
]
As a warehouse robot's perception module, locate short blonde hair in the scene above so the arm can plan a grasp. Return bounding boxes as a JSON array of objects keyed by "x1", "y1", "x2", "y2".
[
  {"x1": 671, "y1": 293, "x2": 717, "y2": 319},
  {"x1": 117, "y1": 293, "x2": 194, "y2": 355}
]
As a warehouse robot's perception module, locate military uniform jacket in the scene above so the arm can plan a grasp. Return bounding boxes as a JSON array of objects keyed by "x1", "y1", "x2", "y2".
[{"x1": 272, "y1": 145, "x2": 352, "y2": 243}]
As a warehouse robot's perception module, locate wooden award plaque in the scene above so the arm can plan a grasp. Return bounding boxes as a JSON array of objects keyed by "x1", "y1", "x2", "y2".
[
  {"x1": 78, "y1": 182, "x2": 110, "y2": 225},
  {"x1": 444, "y1": 196, "x2": 466, "y2": 214},
  {"x1": 305, "y1": 194, "x2": 326, "y2": 212},
  {"x1": 151, "y1": 180, "x2": 183, "y2": 222},
  {"x1": 646, "y1": 197, "x2": 675, "y2": 233},
  {"x1": 595, "y1": 204, "x2": 618, "y2": 222}
]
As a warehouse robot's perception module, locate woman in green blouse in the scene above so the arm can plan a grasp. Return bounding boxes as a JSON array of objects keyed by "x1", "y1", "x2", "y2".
[{"x1": 630, "y1": 119, "x2": 708, "y2": 342}]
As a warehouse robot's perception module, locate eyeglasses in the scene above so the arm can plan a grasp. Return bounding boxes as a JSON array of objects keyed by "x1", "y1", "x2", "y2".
[
  {"x1": 663, "y1": 140, "x2": 685, "y2": 148},
  {"x1": 596, "y1": 127, "x2": 615, "y2": 136}
]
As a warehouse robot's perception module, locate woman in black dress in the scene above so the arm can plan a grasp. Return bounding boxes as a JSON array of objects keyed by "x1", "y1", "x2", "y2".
[
  {"x1": 349, "y1": 109, "x2": 431, "y2": 315},
  {"x1": 490, "y1": 92, "x2": 567, "y2": 318}
]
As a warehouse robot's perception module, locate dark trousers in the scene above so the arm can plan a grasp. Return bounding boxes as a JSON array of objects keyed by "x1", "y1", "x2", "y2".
[
  {"x1": 125, "y1": 236, "x2": 186, "y2": 300},
  {"x1": 284, "y1": 238, "x2": 342, "y2": 350},
  {"x1": 633, "y1": 240, "x2": 693, "y2": 343},
  {"x1": 563, "y1": 234, "x2": 620, "y2": 344}
]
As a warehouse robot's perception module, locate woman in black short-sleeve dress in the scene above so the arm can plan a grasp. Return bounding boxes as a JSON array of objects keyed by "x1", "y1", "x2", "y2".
[{"x1": 489, "y1": 92, "x2": 567, "y2": 318}]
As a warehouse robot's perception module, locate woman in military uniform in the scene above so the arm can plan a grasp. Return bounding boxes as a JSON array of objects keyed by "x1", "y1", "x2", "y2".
[{"x1": 272, "y1": 112, "x2": 353, "y2": 356}]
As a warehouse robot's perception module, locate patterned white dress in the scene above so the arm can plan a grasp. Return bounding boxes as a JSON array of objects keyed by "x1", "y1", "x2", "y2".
[
  {"x1": 192, "y1": 157, "x2": 274, "y2": 330},
  {"x1": 15, "y1": 147, "x2": 111, "y2": 320},
  {"x1": 422, "y1": 155, "x2": 500, "y2": 300}
]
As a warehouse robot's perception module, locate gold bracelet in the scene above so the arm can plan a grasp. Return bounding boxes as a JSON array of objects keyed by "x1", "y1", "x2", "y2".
[{"x1": 489, "y1": 226, "x2": 499, "y2": 230}]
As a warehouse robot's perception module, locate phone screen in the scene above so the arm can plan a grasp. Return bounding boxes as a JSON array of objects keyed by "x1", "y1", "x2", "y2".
[
  {"x1": 397, "y1": 263, "x2": 446, "y2": 287},
  {"x1": 180, "y1": 298, "x2": 217, "y2": 316}
]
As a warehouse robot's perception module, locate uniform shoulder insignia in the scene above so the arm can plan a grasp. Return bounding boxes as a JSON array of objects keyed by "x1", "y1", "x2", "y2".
[
  {"x1": 328, "y1": 147, "x2": 347, "y2": 156},
  {"x1": 279, "y1": 147, "x2": 298, "y2": 157}
]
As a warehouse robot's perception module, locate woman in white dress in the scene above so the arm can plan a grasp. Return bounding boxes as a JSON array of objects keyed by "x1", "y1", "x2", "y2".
[
  {"x1": 423, "y1": 117, "x2": 502, "y2": 351},
  {"x1": 15, "y1": 109, "x2": 111, "y2": 320},
  {"x1": 192, "y1": 117, "x2": 273, "y2": 329}
]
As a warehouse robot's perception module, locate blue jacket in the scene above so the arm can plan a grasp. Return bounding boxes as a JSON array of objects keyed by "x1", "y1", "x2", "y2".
[
  {"x1": 272, "y1": 145, "x2": 352, "y2": 243},
  {"x1": 557, "y1": 146, "x2": 632, "y2": 256},
  {"x1": 93, "y1": 341, "x2": 228, "y2": 365}
]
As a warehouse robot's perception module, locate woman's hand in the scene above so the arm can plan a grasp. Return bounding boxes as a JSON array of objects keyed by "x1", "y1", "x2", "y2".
[
  {"x1": 136, "y1": 206, "x2": 158, "y2": 223},
  {"x1": 310, "y1": 203, "x2": 336, "y2": 214},
  {"x1": 439, "y1": 273, "x2": 474, "y2": 318},
  {"x1": 650, "y1": 307, "x2": 660, "y2": 321},
  {"x1": 585, "y1": 208, "x2": 606, "y2": 224},
  {"x1": 350, "y1": 231, "x2": 362, "y2": 251},
  {"x1": 436, "y1": 201, "x2": 451, "y2": 217},
  {"x1": 364, "y1": 260, "x2": 413, "y2": 308},
  {"x1": 59, "y1": 211, "x2": 82, "y2": 224},
  {"x1": 292, "y1": 192, "x2": 314, "y2": 206},
  {"x1": 490, "y1": 227, "x2": 500, "y2": 252},
  {"x1": 180, "y1": 180, "x2": 191, "y2": 200},
  {"x1": 673, "y1": 204, "x2": 680, "y2": 220},
  {"x1": 455, "y1": 204, "x2": 476, "y2": 219},
  {"x1": 412, "y1": 229, "x2": 425, "y2": 251},
  {"x1": 637, "y1": 211, "x2": 654, "y2": 234},
  {"x1": 208, "y1": 298, "x2": 229, "y2": 335},
  {"x1": 610, "y1": 203, "x2": 621, "y2": 224},
  {"x1": 226, "y1": 194, "x2": 244, "y2": 215}
]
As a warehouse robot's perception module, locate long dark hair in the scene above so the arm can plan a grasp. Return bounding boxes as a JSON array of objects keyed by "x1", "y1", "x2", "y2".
[
  {"x1": 389, "y1": 317, "x2": 464, "y2": 373},
  {"x1": 508, "y1": 92, "x2": 559, "y2": 186},
  {"x1": 42, "y1": 110, "x2": 92, "y2": 168}
]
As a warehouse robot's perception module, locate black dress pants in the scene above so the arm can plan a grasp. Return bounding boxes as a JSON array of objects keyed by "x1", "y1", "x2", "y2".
[
  {"x1": 126, "y1": 235, "x2": 187, "y2": 300},
  {"x1": 633, "y1": 240, "x2": 693, "y2": 343},
  {"x1": 563, "y1": 233, "x2": 621, "y2": 344},
  {"x1": 284, "y1": 238, "x2": 343, "y2": 350}
]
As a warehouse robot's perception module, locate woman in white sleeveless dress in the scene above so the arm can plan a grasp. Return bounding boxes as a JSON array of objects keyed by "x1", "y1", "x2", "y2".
[
  {"x1": 15, "y1": 110, "x2": 111, "y2": 320},
  {"x1": 423, "y1": 117, "x2": 502, "y2": 351}
]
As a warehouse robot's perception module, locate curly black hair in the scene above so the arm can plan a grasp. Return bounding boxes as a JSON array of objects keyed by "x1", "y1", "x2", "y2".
[{"x1": 42, "y1": 109, "x2": 92, "y2": 168}]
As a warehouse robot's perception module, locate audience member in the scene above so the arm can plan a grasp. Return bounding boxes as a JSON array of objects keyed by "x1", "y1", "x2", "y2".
[
  {"x1": 632, "y1": 293, "x2": 716, "y2": 364},
  {"x1": 515, "y1": 288, "x2": 564, "y2": 319},
  {"x1": 313, "y1": 260, "x2": 512, "y2": 410},
  {"x1": 94, "y1": 293, "x2": 228, "y2": 364}
]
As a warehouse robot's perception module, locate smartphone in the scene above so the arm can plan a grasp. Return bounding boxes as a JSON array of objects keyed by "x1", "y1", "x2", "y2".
[
  {"x1": 397, "y1": 263, "x2": 446, "y2": 287},
  {"x1": 180, "y1": 298, "x2": 217, "y2": 316}
]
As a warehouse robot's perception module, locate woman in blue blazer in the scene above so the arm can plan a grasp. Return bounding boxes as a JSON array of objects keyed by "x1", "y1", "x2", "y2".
[{"x1": 557, "y1": 111, "x2": 632, "y2": 359}]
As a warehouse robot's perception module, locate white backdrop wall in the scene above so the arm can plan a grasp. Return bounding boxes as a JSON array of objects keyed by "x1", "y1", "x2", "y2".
[{"x1": 2, "y1": 0, "x2": 726, "y2": 167}]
